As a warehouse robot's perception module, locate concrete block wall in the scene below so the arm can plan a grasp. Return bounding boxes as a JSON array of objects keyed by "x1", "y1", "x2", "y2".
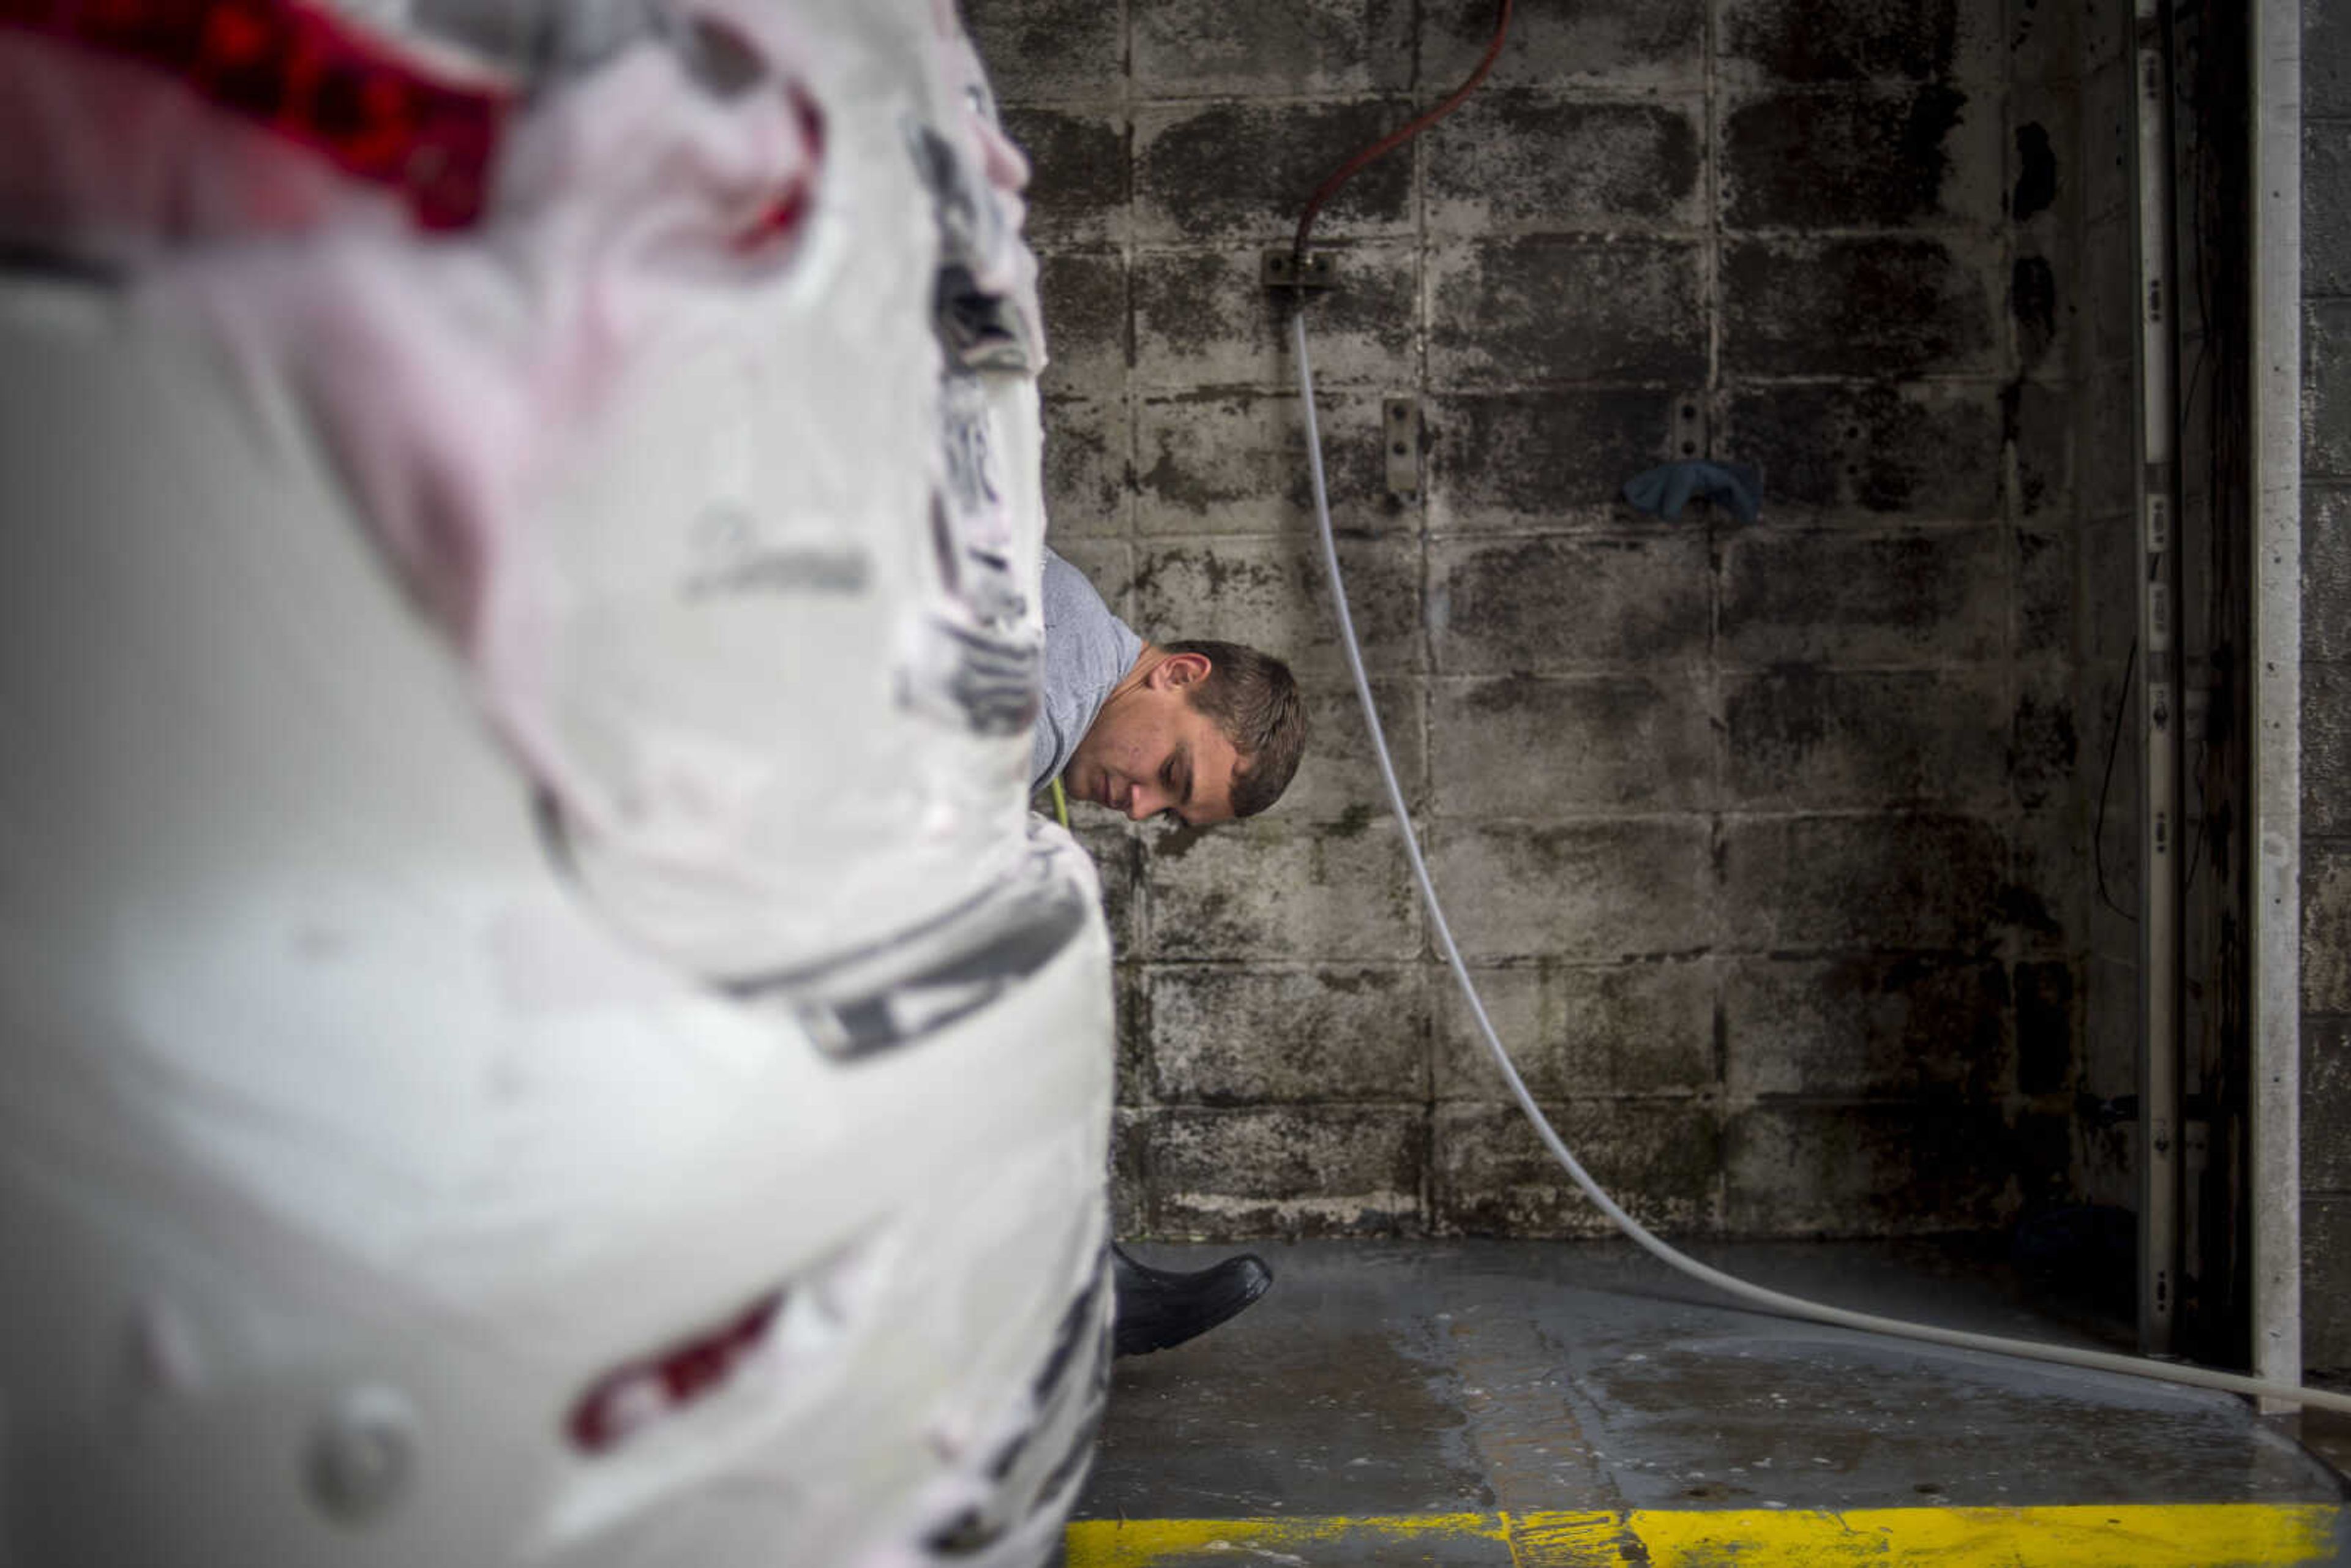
[
  {"x1": 970, "y1": 0, "x2": 2115, "y2": 1240},
  {"x1": 2303, "y1": 0, "x2": 2351, "y2": 1377}
]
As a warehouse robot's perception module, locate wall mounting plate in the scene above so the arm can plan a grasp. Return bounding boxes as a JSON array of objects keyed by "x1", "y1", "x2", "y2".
[
  {"x1": 1672, "y1": 392, "x2": 1707, "y2": 460},
  {"x1": 1262, "y1": 250, "x2": 1337, "y2": 290},
  {"x1": 1384, "y1": 396, "x2": 1420, "y2": 504}
]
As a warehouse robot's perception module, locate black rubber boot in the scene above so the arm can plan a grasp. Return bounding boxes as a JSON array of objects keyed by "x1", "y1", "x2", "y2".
[{"x1": 1110, "y1": 1244, "x2": 1273, "y2": 1358}]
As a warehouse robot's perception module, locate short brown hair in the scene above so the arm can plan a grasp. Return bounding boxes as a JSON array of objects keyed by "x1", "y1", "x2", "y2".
[{"x1": 1163, "y1": 640, "x2": 1308, "y2": 818}]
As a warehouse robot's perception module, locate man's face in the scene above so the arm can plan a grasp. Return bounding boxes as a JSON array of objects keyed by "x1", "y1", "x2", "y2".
[{"x1": 1065, "y1": 652, "x2": 1244, "y2": 826}]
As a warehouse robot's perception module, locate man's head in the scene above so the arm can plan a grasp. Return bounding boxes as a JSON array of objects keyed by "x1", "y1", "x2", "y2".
[{"x1": 1063, "y1": 639, "x2": 1307, "y2": 826}]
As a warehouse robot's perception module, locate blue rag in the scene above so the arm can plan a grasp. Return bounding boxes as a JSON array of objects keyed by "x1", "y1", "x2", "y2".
[{"x1": 1621, "y1": 460, "x2": 1763, "y2": 524}]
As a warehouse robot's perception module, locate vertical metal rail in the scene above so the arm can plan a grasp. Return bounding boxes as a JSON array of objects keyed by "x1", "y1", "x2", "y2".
[
  {"x1": 2247, "y1": 0, "x2": 2304, "y2": 1412},
  {"x1": 2131, "y1": 0, "x2": 2184, "y2": 1357}
]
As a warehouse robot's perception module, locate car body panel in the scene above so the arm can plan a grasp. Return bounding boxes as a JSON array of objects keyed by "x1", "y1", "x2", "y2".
[{"x1": 0, "y1": 3, "x2": 1106, "y2": 1562}]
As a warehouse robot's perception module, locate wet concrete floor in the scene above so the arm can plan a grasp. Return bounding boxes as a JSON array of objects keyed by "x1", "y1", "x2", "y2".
[{"x1": 1071, "y1": 1239, "x2": 2351, "y2": 1562}]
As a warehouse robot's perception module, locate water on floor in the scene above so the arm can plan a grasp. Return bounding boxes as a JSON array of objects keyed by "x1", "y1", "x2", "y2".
[{"x1": 1068, "y1": 1239, "x2": 2351, "y2": 1566}]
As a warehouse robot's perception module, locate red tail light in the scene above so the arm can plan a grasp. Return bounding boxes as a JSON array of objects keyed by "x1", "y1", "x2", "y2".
[{"x1": 568, "y1": 1289, "x2": 785, "y2": 1453}]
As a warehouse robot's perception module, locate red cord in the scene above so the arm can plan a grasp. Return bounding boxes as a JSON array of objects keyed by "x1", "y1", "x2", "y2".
[{"x1": 1291, "y1": 0, "x2": 1514, "y2": 264}]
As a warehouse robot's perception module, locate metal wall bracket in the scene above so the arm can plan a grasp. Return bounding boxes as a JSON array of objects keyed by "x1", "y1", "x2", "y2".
[
  {"x1": 1672, "y1": 393, "x2": 1708, "y2": 460},
  {"x1": 1262, "y1": 250, "x2": 1337, "y2": 291},
  {"x1": 1384, "y1": 396, "x2": 1420, "y2": 504}
]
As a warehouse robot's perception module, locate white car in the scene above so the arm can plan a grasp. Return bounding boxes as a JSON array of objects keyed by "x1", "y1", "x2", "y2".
[{"x1": 0, "y1": 2, "x2": 1111, "y2": 1564}]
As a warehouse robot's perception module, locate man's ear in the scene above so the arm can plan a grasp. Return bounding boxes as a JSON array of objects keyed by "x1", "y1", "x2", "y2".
[{"x1": 1154, "y1": 650, "x2": 1213, "y2": 689}]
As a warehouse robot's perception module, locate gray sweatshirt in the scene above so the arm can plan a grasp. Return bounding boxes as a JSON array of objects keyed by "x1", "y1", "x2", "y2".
[{"x1": 1029, "y1": 547, "x2": 1142, "y2": 792}]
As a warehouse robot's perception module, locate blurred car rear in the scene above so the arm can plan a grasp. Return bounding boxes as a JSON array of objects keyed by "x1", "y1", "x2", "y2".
[{"x1": 0, "y1": 2, "x2": 1111, "y2": 1564}]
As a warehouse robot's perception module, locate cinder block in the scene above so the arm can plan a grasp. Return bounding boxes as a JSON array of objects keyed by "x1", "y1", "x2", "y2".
[
  {"x1": 2311, "y1": 0, "x2": 2351, "y2": 119},
  {"x1": 2303, "y1": 1015, "x2": 2351, "y2": 1192},
  {"x1": 2009, "y1": 1106, "x2": 2075, "y2": 1211},
  {"x1": 1719, "y1": 527, "x2": 2008, "y2": 667},
  {"x1": 1431, "y1": 533, "x2": 1711, "y2": 675},
  {"x1": 2315, "y1": 127, "x2": 2351, "y2": 300},
  {"x1": 1131, "y1": 535, "x2": 1421, "y2": 677},
  {"x1": 2083, "y1": 955, "x2": 2137, "y2": 1098},
  {"x1": 1131, "y1": 0, "x2": 1414, "y2": 98},
  {"x1": 1720, "y1": 84, "x2": 2001, "y2": 231},
  {"x1": 2308, "y1": 301, "x2": 2351, "y2": 481},
  {"x1": 963, "y1": 0, "x2": 1123, "y2": 104},
  {"x1": 2307, "y1": 664, "x2": 2351, "y2": 838},
  {"x1": 1432, "y1": 1101, "x2": 1719, "y2": 1238},
  {"x1": 2306, "y1": 1197, "x2": 2351, "y2": 1376},
  {"x1": 2014, "y1": 958, "x2": 2078, "y2": 1097},
  {"x1": 2079, "y1": 365, "x2": 2135, "y2": 516},
  {"x1": 2308, "y1": 841, "x2": 2351, "y2": 1014},
  {"x1": 2080, "y1": 210, "x2": 2135, "y2": 367},
  {"x1": 2012, "y1": 797, "x2": 2090, "y2": 956},
  {"x1": 1719, "y1": 814, "x2": 2011, "y2": 952},
  {"x1": 2011, "y1": 384, "x2": 2074, "y2": 523},
  {"x1": 1425, "y1": 391, "x2": 1684, "y2": 533},
  {"x1": 2082, "y1": 0, "x2": 2130, "y2": 70},
  {"x1": 2010, "y1": 252, "x2": 2062, "y2": 378},
  {"x1": 1721, "y1": 237, "x2": 2000, "y2": 378},
  {"x1": 1723, "y1": 1103, "x2": 2025, "y2": 1237},
  {"x1": 2009, "y1": 668, "x2": 2079, "y2": 812},
  {"x1": 1283, "y1": 676, "x2": 1428, "y2": 821},
  {"x1": 1429, "y1": 238, "x2": 1706, "y2": 388},
  {"x1": 1133, "y1": 100, "x2": 1415, "y2": 246},
  {"x1": 2017, "y1": 257, "x2": 2075, "y2": 384},
  {"x1": 1133, "y1": 391, "x2": 1389, "y2": 537},
  {"x1": 1431, "y1": 673, "x2": 1718, "y2": 816},
  {"x1": 1040, "y1": 394, "x2": 1130, "y2": 537},
  {"x1": 2076, "y1": 1116, "x2": 2135, "y2": 1212},
  {"x1": 1035, "y1": 249, "x2": 1127, "y2": 400},
  {"x1": 1723, "y1": 667, "x2": 2011, "y2": 812},
  {"x1": 1049, "y1": 537, "x2": 1134, "y2": 623},
  {"x1": 2008, "y1": 78, "x2": 2079, "y2": 230},
  {"x1": 1420, "y1": 0, "x2": 1704, "y2": 93},
  {"x1": 1132, "y1": 244, "x2": 1415, "y2": 392},
  {"x1": 2009, "y1": 146, "x2": 2078, "y2": 378},
  {"x1": 1146, "y1": 964, "x2": 1428, "y2": 1104},
  {"x1": 1719, "y1": 381, "x2": 2004, "y2": 522},
  {"x1": 1003, "y1": 107, "x2": 1127, "y2": 247},
  {"x1": 2311, "y1": 487, "x2": 2351, "y2": 664},
  {"x1": 1428, "y1": 819, "x2": 1716, "y2": 961},
  {"x1": 1111, "y1": 1106, "x2": 1150, "y2": 1234},
  {"x1": 2017, "y1": 526, "x2": 2074, "y2": 656},
  {"x1": 1716, "y1": 0, "x2": 2001, "y2": 86},
  {"x1": 1431, "y1": 959, "x2": 1718, "y2": 1100},
  {"x1": 1423, "y1": 93, "x2": 1704, "y2": 236},
  {"x1": 1071, "y1": 817, "x2": 1142, "y2": 955},
  {"x1": 1146, "y1": 1105, "x2": 1427, "y2": 1238},
  {"x1": 2080, "y1": 512, "x2": 2137, "y2": 664},
  {"x1": 1721, "y1": 956, "x2": 2013, "y2": 1100},
  {"x1": 1140, "y1": 813, "x2": 1421, "y2": 961},
  {"x1": 2006, "y1": 0, "x2": 2080, "y2": 84},
  {"x1": 1112, "y1": 962, "x2": 1150, "y2": 1106},
  {"x1": 2077, "y1": 62, "x2": 2132, "y2": 227}
]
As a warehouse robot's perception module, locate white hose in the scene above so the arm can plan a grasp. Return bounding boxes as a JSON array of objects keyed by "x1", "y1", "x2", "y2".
[{"x1": 1289, "y1": 306, "x2": 2351, "y2": 1419}]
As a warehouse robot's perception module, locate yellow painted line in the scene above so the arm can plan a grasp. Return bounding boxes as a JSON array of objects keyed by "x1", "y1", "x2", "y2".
[
  {"x1": 1065, "y1": 1512, "x2": 1505, "y2": 1568},
  {"x1": 1065, "y1": 1502, "x2": 2347, "y2": 1567},
  {"x1": 1629, "y1": 1503, "x2": 2344, "y2": 1566}
]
